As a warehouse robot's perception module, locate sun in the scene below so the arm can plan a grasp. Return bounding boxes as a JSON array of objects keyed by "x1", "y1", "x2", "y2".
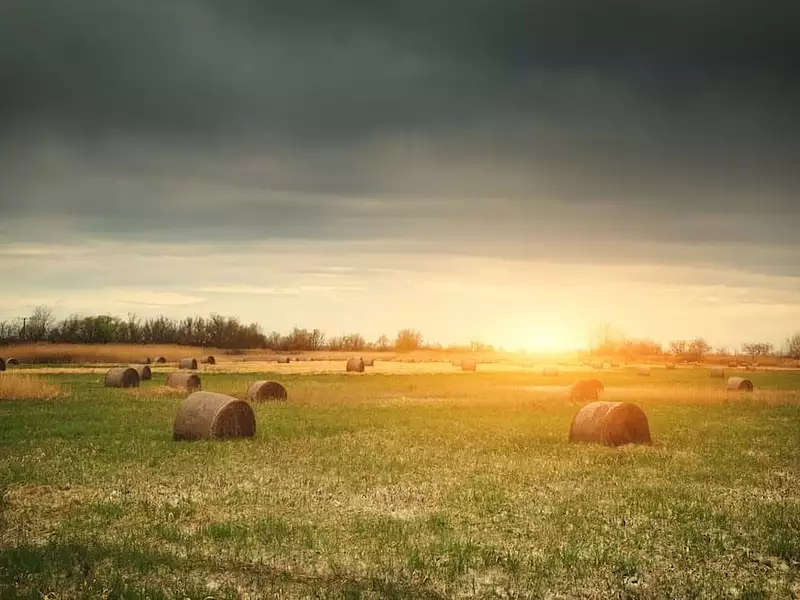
[{"x1": 516, "y1": 326, "x2": 580, "y2": 354}]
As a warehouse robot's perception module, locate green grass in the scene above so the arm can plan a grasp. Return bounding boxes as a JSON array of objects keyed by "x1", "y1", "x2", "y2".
[{"x1": 1, "y1": 368, "x2": 799, "y2": 598}]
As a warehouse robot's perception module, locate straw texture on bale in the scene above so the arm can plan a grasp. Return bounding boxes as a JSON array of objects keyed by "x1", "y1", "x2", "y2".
[
  {"x1": 709, "y1": 368, "x2": 725, "y2": 378},
  {"x1": 542, "y1": 367, "x2": 559, "y2": 376},
  {"x1": 104, "y1": 367, "x2": 140, "y2": 388},
  {"x1": 569, "y1": 379, "x2": 604, "y2": 402},
  {"x1": 173, "y1": 392, "x2": 255, "y2": 441},
  {"x1": 166, "y1": 372, "x2": 202, "y2": 392},
  {"x1": 637, "y1": 367, "x2": 651, "y2": 376},
  {"x1": 155, "y1": 356, "x2": 167, "y2": 364},
  {"x1": 726, "y1": 377, "x2": 754, "y2": 391},
  {"x1": 204, "y1": 356, "x2": 216, "y2": 365},
  {"x1": 179, "y1": 358, "x2": 198, "y2": 370},
  {"x1": 346, "y1": 357, "x2": 365, "y2": 372},
  {"x1": 132, "y1": 365, "x2": 152, "y2": 381},
  {"x1": 461, "y1": 358, "x2": 477, "y2": 372},
  {"x1": 364, "y1": 358, "x2": 375, "y2": 367},
  {"x1": 6, "y1": 357, "x2": 19, "y2": 366},
  {"x1": 0, "y1": 358, "x2": 5, "y2": 372},
  {"x1": 568, "y1": 401, "x2": 652, "y2": 447},
  {"x1": 247, "y1": 380, "x2": 288, "y2": 402}
]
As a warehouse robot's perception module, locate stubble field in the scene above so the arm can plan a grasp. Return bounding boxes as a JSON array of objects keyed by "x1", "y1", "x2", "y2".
[{"x1": 1, "y1": 362, "x2": 799, "y2": 599}]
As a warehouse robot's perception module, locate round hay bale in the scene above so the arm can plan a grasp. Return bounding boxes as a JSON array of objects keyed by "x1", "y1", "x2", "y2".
[
  {"x1": 726, "y1": 377, "x2": 754, "y2": 391},
  {"x1": 0, "y1": 357, "x2": 5, "y2": 372},
  {"x1": 637, "y1": 367, "x2": 651, "y2": 376},
  {"x1": 204, "y1": 355, "x2": 216, "y2": 365},
  {"x1": 247, "y1": 380, "x2": 288, "y2": 402},
  {"x1": 568, "y1": 401, "x2": 651, "y2": 447},
  {"x1": 709, "y1": 368, "x2": 725, "y2": 378},
  {"x1": 461, "y1": 358, "x2": 477, "y2": 372},
  {"x1": 664, "y1": 363, "x2": 676, "y2": 370},
  {"x1": 155, "y1": 356, "x2": 167, "y2": 364},
  {"x1": 276, "y1": 357, "x2": 290, "y2": 364},
  {"x1": 166, "y1": 372, "x2": 202, "y2": 392},
  {"x1": 569, "y1": 379, "x2": 604, "y2": 402},
  {"x1": 346, "y1": 357, "x2": 365, "y2": 373},
  {"x1": 542, "y1": 367, "x2": 559, "y2": 376},
  {"x1": 6, "y1": 357, "x2": 19, "y2": 366},
  {"x1": 173, "y1": 391, "x2": 255, "y2": 441},
  {"x1": 610, "y1": 361, "x2": 620, "y2": 368},
  {"x1": 179, "y1": 358, "x2": 198, "y2": 370},
  {"x1": 727, "y1": 361, "x2": 738, "y2": 368},
  {"x1": 364, "y1": 358, "x2": 375, "y2": 367},
  {"x1": 132, "y1": 365, "x2": 152, "y2": 381},
  {"x1": 104, "y1": 367, "x2": 140, "y2": 388}
]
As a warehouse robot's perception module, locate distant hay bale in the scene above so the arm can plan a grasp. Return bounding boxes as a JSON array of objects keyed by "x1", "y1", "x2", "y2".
[
  {"x1": 610, "y1": 361, "x2": 620, "y2": 368},
  {"x1": 155, "y1": 356, "x2": 167, "y2": 364},
  {"x1": 569, "y1": 379, "x2": 604, "y2": 402},
  {"x1": 172, "y1": 391, "x2": 255, "y2": 441},
  {"x1": 591, "y1": 362, "x2": 604, "y2": 370},
  {"x1": 166, "y1": 372, "x2": 202, "y2": 392},
  {"x1": 461, "y1": 358, "x2": 477, "y2": 372},
  {"x1": 726, "y1": 377, "x2": 754, "y2": 391},
  {"x1": 203, "y1": 355, "x2": 216, "y2": 365},
  {"x1": 542, "y1": 367, "x2": 559, "y2": 376},
  {"x1": 179, "y1": 358, "x2": 198, "y2": 370},
  {"x1": 664, "y1": 363, "x2": 676, "y2": 370},
  {"x1": 247, "y1": 380, "x2": 288, "y2": 402},
  {"x1": 276, "y1": 357, "x2": 290, "y2": 364},
  {"x1": 637, "y1": 367, "x2": 651, "y2": 376},
  {"x1": 6, "y1": 357, "x2": 19, "y2": 366},
  {"x1": 132, "y1": 365, "x2": 152, "y2": 381},
  {"x1": 568, "y1": 401, "x2": 652, "y2": 447},
  {"x1": 727, "y1": 361, "x2": 738, "y2": 368},
  {"x1": 709, "y1": 368, "x2": 725, "y2": 378},
  {"x1": 364, "y1": 358, "x2": 375, "y2": 367},
  {"x1": 346, "y1": 357, "x2": 365, "y2": 373},
  {"x1": 104, "y1": 367, "x2": 140, "y2": 388}
]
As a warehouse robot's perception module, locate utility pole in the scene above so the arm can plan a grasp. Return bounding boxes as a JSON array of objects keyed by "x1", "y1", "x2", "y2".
[{"x1": 21, "y1": 317, "x2": 27, "y2": 341}]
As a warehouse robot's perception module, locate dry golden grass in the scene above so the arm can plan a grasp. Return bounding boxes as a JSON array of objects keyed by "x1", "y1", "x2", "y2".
[
  {"x1": 0, "y1": 343, "x2": 227, "y2": 365},
  {"x1": 0, "y1": 374, "x2": 62, "y2": 401}
]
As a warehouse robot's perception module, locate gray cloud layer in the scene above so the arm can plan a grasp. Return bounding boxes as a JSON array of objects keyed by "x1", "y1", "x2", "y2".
[{"x1": 1, "y1": 0, "x2": 798, "y2": 275}]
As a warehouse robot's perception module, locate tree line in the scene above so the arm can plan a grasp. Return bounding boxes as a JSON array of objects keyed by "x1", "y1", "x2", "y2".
[
  {"x1": 588, "y1": 322, "x2": 800, "y2": 360},
  {"x1": 0, "y1": 306, "x2": 428, "y2": 352},
  {"x1": 1, "y1": 307, "x2": 798, "y2": 358}
]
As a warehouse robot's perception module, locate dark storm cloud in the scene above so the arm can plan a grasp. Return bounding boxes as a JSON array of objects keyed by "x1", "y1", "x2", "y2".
[{"x1": 1, "y1": 0, "x2": 798, "y2": 274}]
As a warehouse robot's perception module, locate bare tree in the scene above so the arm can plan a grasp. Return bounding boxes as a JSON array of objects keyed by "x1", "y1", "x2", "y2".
[
  {"x1": 395, "y1": 328, "x2": 423, "y2": 351},
  {"x1": 785, "y1": 333, "x2": 800, "y2": 359},
  {"x1": 26, "y1": 305, "x2": 54, "y2": 342}
]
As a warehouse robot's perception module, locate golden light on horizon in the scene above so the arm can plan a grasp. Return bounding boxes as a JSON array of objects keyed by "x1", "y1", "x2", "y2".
[{"x1": 500, "y1": 324, "x2": 583, "y2": 354}]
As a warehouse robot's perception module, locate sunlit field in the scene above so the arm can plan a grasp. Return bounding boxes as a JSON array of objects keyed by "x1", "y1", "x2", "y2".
[{"x1": 1, "y1": 364, "x2": 799, "y2": 599}]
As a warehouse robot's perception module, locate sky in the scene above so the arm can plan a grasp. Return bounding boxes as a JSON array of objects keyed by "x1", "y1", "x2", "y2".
[{"x1": 1, "y1": 0, "x2": 799, "y2": 352}]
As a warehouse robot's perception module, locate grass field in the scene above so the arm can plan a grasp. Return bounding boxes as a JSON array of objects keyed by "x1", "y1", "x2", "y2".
[{"x1": 1, "y1": 366, "x2": 799, "y2": 599}]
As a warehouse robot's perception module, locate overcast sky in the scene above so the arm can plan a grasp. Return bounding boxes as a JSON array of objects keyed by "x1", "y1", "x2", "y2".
[{"x1": 1, "y1": 0, "x2": 798, "y2": 351}]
